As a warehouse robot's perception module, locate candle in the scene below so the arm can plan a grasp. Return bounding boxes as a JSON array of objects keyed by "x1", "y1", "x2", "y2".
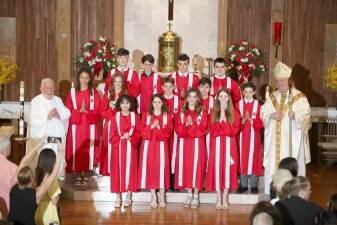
[
  {"x1": 168, "y1": 0, "x2": 174, "y2": 21},
  {"x1": 265, "y1": 85, "x2": 270, "y2": 100},
  {"x1": 274, "y1": 22, "x2": 282, "y2": 45}
]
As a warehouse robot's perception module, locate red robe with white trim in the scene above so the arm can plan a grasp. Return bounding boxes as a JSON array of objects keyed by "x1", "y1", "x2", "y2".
[
  {"x1": 163, "y1": 95, "x2": 183, "y2": 173},
  {"x1": 109, "y1": 112, "x2": 141, "y2": 193},
  {"x1": 169, "y1": 72, "x2": 199, "y2": 99},
  {"x1": 174, "y1": 109, "x2": 208, "y2": 190},
  {"x1": 99, "y1": 92, "x2": 120, "y2": 175},
  {"x1": 235, "y1": 100, "x2": 263, "y2": 176},
  {"x1": 65, "y1": 88, "x2": 101, "y2": 173},
  {"x1": 201, "y1": 96, "x2": 214, "y2": 113},
  {"x1": 211, "y1": 75, "x2": 241, "y2": 104},
  {"x1": 138, "y1": 113, "x2": 173, "y2": 189},
  {"x1": 206, "y1": 109, "x2": 241, "y2": 191},
  {"x1": 104, "y1": 68, "x2": 141, "y2": 98},
  {"x1": 139, "y1": 72, "x2": 163, "y2": 114}
]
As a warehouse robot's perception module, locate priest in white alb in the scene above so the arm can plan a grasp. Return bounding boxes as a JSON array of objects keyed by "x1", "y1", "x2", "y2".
[
  {"x1": 261, "y1": 61, "x2": 311, "y2": 194},
  {"x1": 27, "y1": 78, "x2": 70, "y2": 175}
]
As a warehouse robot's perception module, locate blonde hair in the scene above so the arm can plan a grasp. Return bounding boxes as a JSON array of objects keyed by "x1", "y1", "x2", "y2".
[
  {"x1": 272, "y1": 169, "x2": 293, "y2": 198},
  {"x1": 17, "y1": 166, "x2": 33, "y2": 189}
]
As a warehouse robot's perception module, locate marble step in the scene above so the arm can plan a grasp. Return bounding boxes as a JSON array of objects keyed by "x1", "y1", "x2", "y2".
[{"x1": 60, "y1": 174, "x2": 268, "y2": 204}]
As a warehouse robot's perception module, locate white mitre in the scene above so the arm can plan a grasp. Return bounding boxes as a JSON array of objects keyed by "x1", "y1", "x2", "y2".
[{"x1": 274, "y1": 61, "x2": 292, "y2": 79}]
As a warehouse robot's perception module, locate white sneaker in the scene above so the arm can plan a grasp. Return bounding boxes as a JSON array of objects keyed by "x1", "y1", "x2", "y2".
[{"x1": 184, "y1": 195, "x2": 193, "y2": 208}]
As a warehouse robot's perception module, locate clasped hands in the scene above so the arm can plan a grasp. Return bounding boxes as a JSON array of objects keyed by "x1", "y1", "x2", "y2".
[
  {"x1": 271, "y1": 110, "x2": 295, "y2": 121},
  {"x1": 47, "y1": 108, "x2": 60, "y2": 120}
]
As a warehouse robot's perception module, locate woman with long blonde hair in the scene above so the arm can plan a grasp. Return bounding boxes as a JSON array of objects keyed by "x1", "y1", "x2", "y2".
[
  {"x1": 206, "y1": 89, "x2": 241, "y2": 209},
  {"x1": 174, "y1": 88, "x2": 208, "y2": 208}
]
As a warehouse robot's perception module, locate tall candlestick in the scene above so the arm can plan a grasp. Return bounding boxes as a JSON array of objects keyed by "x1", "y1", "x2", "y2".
[
  {"x1": 19, "y1": 81, "x2": 25, "y2": 137},
  {"x1": 168, "y1": 0, "x2": 174, "y2": 21}
]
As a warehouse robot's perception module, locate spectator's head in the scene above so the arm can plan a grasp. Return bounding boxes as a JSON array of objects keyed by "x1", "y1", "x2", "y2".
[
  {"x1": 250, "y1": 201, "x2": 282, "y2": 225},
  {"x1": 17, "y1": 166, "x2": 34, "y2": 189},
  {"x1": 35, "y1": 148, "x2": 56, "y2": 186},
  {"x1": 328, "y1": 193, "x2": 337, "y2": 214},
  {"x1": 278, "y1": 157, "x2": 298, "y2": 176},
  {"x1": 116, "y1": 48, "x2": 130, "y2": 68},
  {"x1": 0, "y1": 136, "x2": 11, "y2": 157},
  {"x1": 281, "y1": 176, "x2": 311, "y2": 200},
  {"x1": 177, "y1": 54, "x2": 190, "y2": 73},
  {"x1": 252, "y1": 212, "x2": 273, "y2": 225},
  {"x1": 272, "y1": 169, "x2": 293, "y2": 199},
  {"x1": 40, "y1": 78, "x2": 55, "y2": 100}
]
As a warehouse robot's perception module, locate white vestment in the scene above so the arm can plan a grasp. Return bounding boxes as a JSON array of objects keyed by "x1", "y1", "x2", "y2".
[
  {"x1": 29, "y1": 94, "x2": 70, "y2": 151},
  {"x1": 261, "y1": 88, "x2": 311, "y2": 194}
]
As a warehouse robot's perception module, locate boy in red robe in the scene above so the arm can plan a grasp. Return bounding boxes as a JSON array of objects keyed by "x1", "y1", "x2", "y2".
[
  {"x1": 138, "y1": 54, "x2": 163, "y2": 115},
  {"x1": 169, "y1": 53, "x2": 199, "y2": 99},
  {"x1": 103, "y1": 48, "x2": 140, "y2": 98},
  {"x1": 235, "y1": 82, "x2": 263, "y2": 193},
  {"x1": 162, "y1": 77, "x2": 183, "y2": 191},
  {"x1": 210, "y1": 57, "x2": 241, "y2": 104},
  {"x1": 198, "y1": 77, "x2": 214, "y2": 113}
]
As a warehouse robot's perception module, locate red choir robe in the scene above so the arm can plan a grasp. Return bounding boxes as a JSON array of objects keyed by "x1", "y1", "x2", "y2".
[
  {"x1": 163, "y1": 95, "x2": 183, "y2": 174},
  {"x1": 138, "y1": 113, "x2": 173, "y2": 189},
  {"x1": 109, "y1": 111, "x2": 141, "y2": 193},
  {"x1": 99, "y1": 92, "x2": 121, "y2": 175},
  {"x1": 174, "y1": 109, "x2": 208, "y2": 190},
  {"x1": 210, "y1": 75, "x2": 241, "y2": 104},
  {"x1": 206, "y1": 109, "x2": 241, "y2": 191},
  {"x1": 138, "y1": 72, "x2": 163, "y2": 114},
  {"x1": 104, "y1": 67, "x2": 141, "y2": 98},
  {"x1": 235, "y1": 99, "x2": 264, "y2": 176},
  {"x1": 201, "y1": 96, "x2": 214, "y2": 113},
  {"x1": 169, "y1": 71, "x2": 199, "y2": 99},
  {"x1": 65, "y1": 88, "x2": 101, "y2": 173}
]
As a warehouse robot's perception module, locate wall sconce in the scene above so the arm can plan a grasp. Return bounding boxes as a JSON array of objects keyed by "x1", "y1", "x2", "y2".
[{"x1": 274, "y1": 22, "x2": 282, "y2": 58}]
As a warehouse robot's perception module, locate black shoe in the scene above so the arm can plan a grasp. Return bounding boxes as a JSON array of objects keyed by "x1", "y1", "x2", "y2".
[
  {"x1": 237, "y1": 186, "x2": 248, "y2": 193},
  {"x1": 251, "y1": 187, "x2": 259, "y2": 194}
]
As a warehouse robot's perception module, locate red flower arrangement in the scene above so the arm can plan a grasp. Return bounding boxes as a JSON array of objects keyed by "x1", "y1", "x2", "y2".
[
  {"x1": 77, "y1": 36, "x2": 117, "y2": 76},
  {"x1": 224, "y1": 40, "x2": 266, "y2": 83}
]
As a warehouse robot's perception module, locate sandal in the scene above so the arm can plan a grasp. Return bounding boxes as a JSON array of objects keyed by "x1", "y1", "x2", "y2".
[
  {"x1": 159, "y1": 191, "x2": 166, "y2": 208},
  {"x1": 81, "y1": 177, "x2": 89, "y2": 190},
  {"x1": 215, "y1": 200, "x2": 222, "y2": 210},
  {"x1": 122, "y1": 199, "x2": 132, "y2": 207},
  {"x1": 115, "y1": 195, "x2": 121, "y2": 208},
  {"x1": 222, "y1": 201, "x2": 229, "y2": 209},
  {"x1": 74, "y1": 176, "x2": 82, "y2": 188}
]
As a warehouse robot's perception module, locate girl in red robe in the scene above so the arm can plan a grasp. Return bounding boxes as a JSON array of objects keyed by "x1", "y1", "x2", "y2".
[
  {"x1": 100, "y1": 72, "x2": 127, "y2": 176},
  {"x1": 206, "y1": 89, "x2": 241, "y2": 209},
  {"x1": 65, "y1": 68, "x2": 101, "y2": 189},
  {"x1": 174, "y1": 88, "x2": 208, "y2": 208},
  {"x1": 109, "y1": 94, "x2": 141, "y2": 208},
  {"x1": 138, "y1": 94, "x2": 173, "y2": 208}
]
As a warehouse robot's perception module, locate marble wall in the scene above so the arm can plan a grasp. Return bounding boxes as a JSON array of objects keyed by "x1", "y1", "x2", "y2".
[{"x1": 124, "y1": 0, "x2": 218, "y2": 72}]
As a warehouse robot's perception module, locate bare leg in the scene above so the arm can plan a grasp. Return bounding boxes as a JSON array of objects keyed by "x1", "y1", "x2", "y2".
[
  {"x1": 150, "y1": 189, "x2": 157, "y2": 208},
  {"x1": 184, "y1": 188, "x2": 193, "y2": 207},
  {"x1": 216, "y1": 190, "x2": 222, "y2": 209},
  {"x1": 222, "y1": 189, "x2": 229, "y2": 209},
  {"x1": 159, "y1": 188, "x2": 166, "y2": 208}
]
